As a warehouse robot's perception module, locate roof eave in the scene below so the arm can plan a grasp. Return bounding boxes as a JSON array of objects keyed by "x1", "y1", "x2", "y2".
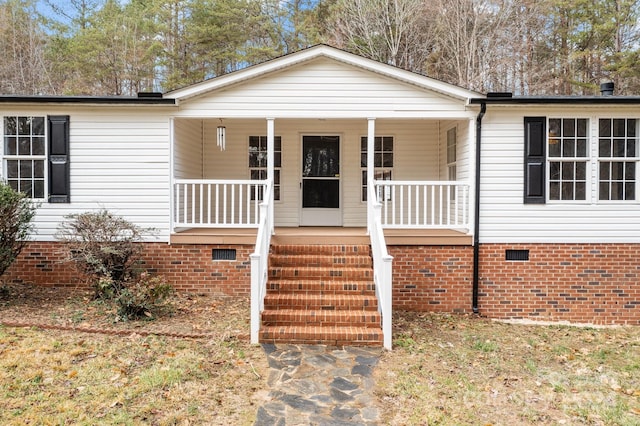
[
  {"x1": 470, "y1": 96, "x2": 640, "y2": 105},
  {"x1": 0, "y1": 95, "x2": 176, "y2": 106}
]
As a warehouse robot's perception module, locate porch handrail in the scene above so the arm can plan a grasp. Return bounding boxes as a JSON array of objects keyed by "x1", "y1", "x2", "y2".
[
  {"x1": 368, "y1": 184, "x2": 393, "y2": 350},
  {"x1": 374, "y1": 180, "x2": 470, "y2": 230},
  {"x1": 250, "y1": 180, "x2": 273, "y2": 344},
  {"x1": 173, "y1": 179, "x2": 268, "y2": 229}
]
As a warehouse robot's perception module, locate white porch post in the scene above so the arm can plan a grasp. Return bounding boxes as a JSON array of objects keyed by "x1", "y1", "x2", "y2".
[
  {"x1": 266, "y1": 118, "x2": 275, "y2": 232},
  {"x1": 367, "y1": 118, "x2": 376, "y2": 233}
]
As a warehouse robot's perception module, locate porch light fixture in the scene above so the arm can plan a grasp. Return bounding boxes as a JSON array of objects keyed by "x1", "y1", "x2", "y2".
[{"x1": 217, "y1": 125, "x2": 226, "y2": 151}]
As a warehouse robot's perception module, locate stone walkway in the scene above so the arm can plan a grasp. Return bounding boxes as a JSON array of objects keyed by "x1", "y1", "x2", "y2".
[{"x1": 254, "y1": 344, "x2": 382, "y2": 426}]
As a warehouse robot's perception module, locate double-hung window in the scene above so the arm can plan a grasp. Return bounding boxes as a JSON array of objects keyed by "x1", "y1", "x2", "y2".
[
  {"x1": 525, "y1": 115, "x2": 639, "y2": 204},
  {"x1": 547, "y1": 118, "x2": 589, "y2": 201},
  {"x1": 361, "y1": 136, "x2": 393, "y2": 201},
  {"x1": 248, "y1": 135, "x2": 281, "y2": 201},
  {"x1": 3, "y1": 116, "x2": 46, "y2": 199},
  {"x1": 598, "y1": 118, "x2": 638, "y2": 201}
]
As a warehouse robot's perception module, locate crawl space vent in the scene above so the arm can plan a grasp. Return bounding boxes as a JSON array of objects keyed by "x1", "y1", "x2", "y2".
[
  {"x1": 212, "y1": 249, "x2": 236, "y2": 261},
  {"x1": 505, "y1": 249, "x2": 529, "y2": 261}
]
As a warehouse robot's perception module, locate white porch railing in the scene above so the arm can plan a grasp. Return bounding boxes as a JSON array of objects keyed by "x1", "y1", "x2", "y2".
[
  {"x1": 375, "y1": 180, "x2": 470, "y2": 229},
  {"x1": 173, "y1": 179, "x2": 268, "y2": 228},
  {"x1": 250, "y1": 180, "x2": 273, "y2": 344},
  {"x1": 368, "y1": 185, "x2": 393, "y2": 350}
]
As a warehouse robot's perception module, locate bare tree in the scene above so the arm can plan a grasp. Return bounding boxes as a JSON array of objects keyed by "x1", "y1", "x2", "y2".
[
  {"x1": 331, "y1": 0, "x2": 431, "y2": 69},
  {"x1": 0, "y1": 0, "x2": 55, "y2": 94}
]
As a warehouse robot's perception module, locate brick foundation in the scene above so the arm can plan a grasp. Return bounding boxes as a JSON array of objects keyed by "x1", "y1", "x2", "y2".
[
  {"x1": 478, "y1": 244, "x2": 640, "y2": 325},
  {"x1": 3, "y1": 242, "x2": 253, "y2": 297},
  {"x1": 388, "y1": 245, "x2": 474, "y2": 313},
  {"x1": 4, "y1": 241, "x2": 639, "y2": 325}
]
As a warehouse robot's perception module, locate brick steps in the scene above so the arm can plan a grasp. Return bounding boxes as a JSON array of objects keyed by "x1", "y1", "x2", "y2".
[
  {"x1": 261, "y1": 309, "x2": 381, "y2": 327},
  {"x1": 264, "y1": 293, "x2": 378, "y2": 311},
  {"x1": 269, "y1": 266, "x2": 372, "y2": 281},
  {"x1": 260, "y1": 325, "x2": 383, "y2": 347},
  {"x1": 260, "y1": 244, "x2": 383, "y2": 347},
  {"x1": 267, "y1": 280, "x2": 375, "y2": 295},
  {"x1": 269, "y1": 254, "x2": 372, "y2": 268}
]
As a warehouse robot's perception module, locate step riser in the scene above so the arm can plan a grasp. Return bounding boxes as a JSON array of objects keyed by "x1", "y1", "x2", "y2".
[
  {"x1": 269, "y1": 267, "x2": 372, "y2": 281},
  {"x1": 264, "y1": 298, "x2": 378, "y2": 311},
  {"x1": 271, "y1": 245, "x2": 371, "y2": 256},
  {"x1": 267, "y1": 281, "x2": 376, "y2": 295},
  {"x1": 260, "y1": 327, "x2": 383, "y2": 347},
  {"x1": 262, "y1": 312, "x2": 381, "y2": 328},
  {"x1": 270, "y1": 255, "x2": 372, "y2": 268}
]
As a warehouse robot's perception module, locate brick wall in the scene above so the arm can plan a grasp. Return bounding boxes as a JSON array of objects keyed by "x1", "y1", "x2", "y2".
[
  {"x1": 478, "y1": 244, "x2": 640, "y2": 325},
  {"x1": 3, "y1": 242, "x2": 253, "y2": 296},
  {"x1": 4, "y1": 241, "x2": 639, "y2": 325},
  {"x1": 388, "y1": 245, "x2": 474, "y2": 313}
]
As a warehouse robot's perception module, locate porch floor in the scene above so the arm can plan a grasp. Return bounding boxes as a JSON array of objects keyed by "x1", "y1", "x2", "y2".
[{"x1": 170, "y1": 227, "x2": 472, "y2": 246}]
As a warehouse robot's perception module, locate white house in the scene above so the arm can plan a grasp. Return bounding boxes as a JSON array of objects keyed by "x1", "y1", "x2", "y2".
[{"x1": 2, "y1": 45, "x2": 639, "y2": 349}]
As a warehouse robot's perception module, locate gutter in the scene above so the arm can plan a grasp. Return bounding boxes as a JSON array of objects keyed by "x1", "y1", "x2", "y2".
[
  {"x1": 472, "y1": 102, "x2": 486, "y2": 314},
  {"x1": 0, "y1": 94, "x2": 176, "y2": 105}
]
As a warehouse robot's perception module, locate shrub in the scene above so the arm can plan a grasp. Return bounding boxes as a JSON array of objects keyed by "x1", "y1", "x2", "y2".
[
  {"x1": 115, "y1": 273, "x2": 174, "y2": 321},
  {"x1": 0, "y1": 181, "x2": 37, "y2": 280},
  {"x1": 56, "y1": 210, "x2": 152, "y2": 297}
]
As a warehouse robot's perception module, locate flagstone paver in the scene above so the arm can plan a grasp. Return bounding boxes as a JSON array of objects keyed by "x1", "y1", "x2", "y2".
[{"x1": 255, "y1": 344, "x2": 382, "y2": 425}]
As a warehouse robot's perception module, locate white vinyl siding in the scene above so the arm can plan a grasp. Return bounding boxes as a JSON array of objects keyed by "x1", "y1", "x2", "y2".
[
  {"x1": 480, "y1": 106, "x2": 640, "y2": 243},
  {"x1": 174, "y1": 58, "x2": 472, "y2": 120},
  {"x1": 0, "y1": 105, "x2": 173, "y2": 241},
  {"x1": 173, "y1": 119, "x2": 204, "y2": 179}
]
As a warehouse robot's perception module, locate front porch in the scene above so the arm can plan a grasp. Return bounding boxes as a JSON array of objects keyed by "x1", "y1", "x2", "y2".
[{"x1": 170, "y1": 116, "x2": 475, "y2": 349}]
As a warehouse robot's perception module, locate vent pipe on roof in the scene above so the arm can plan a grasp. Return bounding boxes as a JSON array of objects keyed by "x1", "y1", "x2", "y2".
[{"x1": 600, "y1": 82, "x2": 615, "y2": 96}]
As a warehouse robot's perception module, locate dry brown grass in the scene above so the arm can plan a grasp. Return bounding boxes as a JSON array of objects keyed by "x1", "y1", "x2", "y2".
[
  {"x1": 376, "y1": 312, "x2": 640, "y2": 426},
  {"x1": 0, "y1": 284, "x2": 268, "y2": 425},
  {"x1": 1, "y1": 284, "x2": 639, "y2": 425}
]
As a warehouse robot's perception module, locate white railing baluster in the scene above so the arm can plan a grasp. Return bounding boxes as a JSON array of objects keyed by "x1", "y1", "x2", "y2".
[
  {"x1": 199, "y1": 183, "x2": 203, "y2": 225},
  {"x1": 371, "y1": 180, "x2": 469, "y2": 231},
  {"x1": 223, "y1": 184, "x2": 228, "y2": 225},
  {"x1": 207, "y1": 184, "x2": 211, "y2": 225},
  {"x1": 422, "y1": 185, "x2": 427, "y2": 226},
  {"x1": 173, "y1": 179, "x2": 267, "y2": 229}
]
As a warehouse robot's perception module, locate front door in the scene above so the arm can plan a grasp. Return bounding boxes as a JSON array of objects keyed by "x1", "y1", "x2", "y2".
[{"x1": 300, "y1": 135, "x2": 342, "y2": 226}]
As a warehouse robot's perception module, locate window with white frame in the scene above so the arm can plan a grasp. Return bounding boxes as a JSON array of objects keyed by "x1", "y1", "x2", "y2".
[
  {"x1": 361, "y1": 136, "x2": 393, "y2": 201},
  {"x1": 447, "y1": 127, "x2": 457, "y2": 181},
  {"x1": 249, "y1": 135, "x2": 281, "y2": 201},
  {"x1": 547, "y1": 118, "x2": 589, "y2": 201},
  {"x1": 598, "y1": 118, "x2": 638, "y2": 201},
  {"x1": 3, "y1": 116, "x2": 46, "y2": 199}
]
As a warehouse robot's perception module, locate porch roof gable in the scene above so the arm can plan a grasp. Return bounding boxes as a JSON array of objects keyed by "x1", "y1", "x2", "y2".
[{"x1": 166, "y1": 44, "x2": 481, "y2": 104}]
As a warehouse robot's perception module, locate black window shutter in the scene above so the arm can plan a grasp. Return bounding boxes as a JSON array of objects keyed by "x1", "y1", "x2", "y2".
[
  {"x1": 48, "y1": 115, "x2": 70, "y2": 203},
  {"x1": 524, "y1": 117, "x2": 546, "y2": 204}
]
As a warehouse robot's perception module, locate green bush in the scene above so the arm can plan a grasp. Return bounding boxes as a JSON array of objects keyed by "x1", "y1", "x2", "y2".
[
  {"x1": 55, "y1": 210, "x2": 151, "y2": 298},
  {"x1": 0, "y1": 181, "x2": 37, "y2": 280},
  {"x1": 115, "y1": 274, "x2": 174, "y2": 321}
]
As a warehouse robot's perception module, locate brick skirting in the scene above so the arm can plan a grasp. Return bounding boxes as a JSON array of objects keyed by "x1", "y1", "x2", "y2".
[
  {"x1": 478, "y1": 244, "x2": 640, "y2": 325},
  {"x1": 3, "y1": 242, "x2": 253, "y2": 297},
  {"x1": 4, "y1": 242, "x2": 639, "y2": 325}
]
